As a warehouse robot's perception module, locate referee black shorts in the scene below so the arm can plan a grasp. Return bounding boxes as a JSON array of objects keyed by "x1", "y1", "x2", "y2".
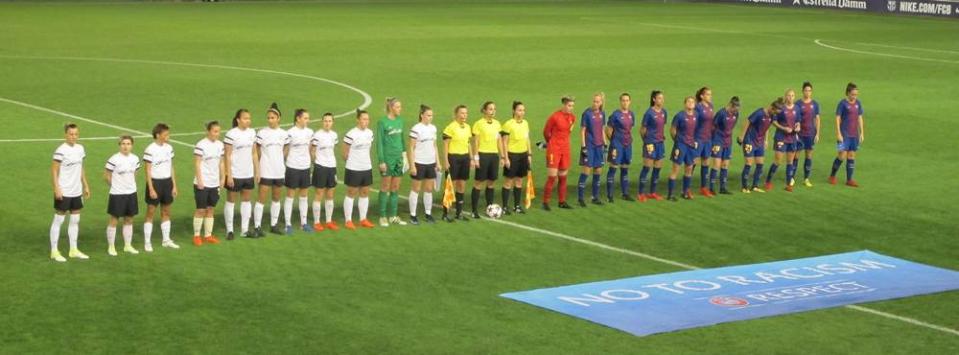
[
  {"x1": 503, "y1": 152, "x2": 530, "y2": 178},
  {"x1": 474, "y1": 152, "x2": 499, "y2": 181},
  {"x1": 448, "y1": 154, "x2": 471, "y2": 180}
]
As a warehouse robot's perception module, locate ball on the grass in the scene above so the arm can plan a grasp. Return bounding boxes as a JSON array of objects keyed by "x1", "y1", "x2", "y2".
[{"x1": 485, "y1": 204, "x2": 503, "y2": 219}]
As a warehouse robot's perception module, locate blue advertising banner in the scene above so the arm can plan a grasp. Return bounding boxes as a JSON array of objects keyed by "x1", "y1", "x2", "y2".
[{"x1": 501, "y1": 250, "x2": 959, "y2": 337}]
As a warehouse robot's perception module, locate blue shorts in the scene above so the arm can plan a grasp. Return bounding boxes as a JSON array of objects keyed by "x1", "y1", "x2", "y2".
[
  {"x1": 670, "y1": 143, "x2": 697, "y2": 166},
  {"x1": 711, "y1": 143, "x2": 733, "y2": 160},
  {"x1": 774, "y1": 140, "x2": 799, "y2": 153},
  {"x1": 697, "y1": 139, "x2": 712, "y2": 159},
  {"x1": 799, "y1": 135, "x2": 815, "y2": 150},
  {"x1": 743, "y1": 142, "x2": 765, "y2": 158},
  {"x1": 642, "y1": 142, "x2": 665, "y2": 161},
  {"x1": 607, "y1": 143, "x2": 632, "y2": 166},
  {"x1": 579, "y1": 145, "x2": 605, "y2": 168},
  {"x1": 837, "y1": 137, "x2": 860, "y2": 152}
]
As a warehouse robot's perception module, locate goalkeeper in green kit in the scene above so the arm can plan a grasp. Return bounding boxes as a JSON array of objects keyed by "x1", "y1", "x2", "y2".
[{"x1": 377, "y1": 97, "x2": 409, "y2": 226}]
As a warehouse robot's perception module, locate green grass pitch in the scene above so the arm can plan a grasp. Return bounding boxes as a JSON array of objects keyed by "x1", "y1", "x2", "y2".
[{"x1": 0, "y1": 1, "x2": 957, "y2": 353}]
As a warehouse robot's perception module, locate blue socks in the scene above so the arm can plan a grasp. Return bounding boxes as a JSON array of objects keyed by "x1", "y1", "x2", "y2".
[
  {"x1": 766, "y1": 163, "x2": 779, "y2": 184},
  {"x1": 682, "y1": 175, "x2": 691, "y2": 195},
  {"x1": 638, "y1": 166, "x2": 650, "y2": 196},
  {"x1": 846, "y1": 159, "x2": 855, "y2": 181},
  {"x1": 606, "y1": 167, "x2": 617, "y2": 199},
  {"x1": 667, "y1": 178, "x2": 676, "y2": 198},
  {"x1": 720, "y1": 168, "x2": 728, "y2": 191},
  {"x1": 577, "y1": 173, "x2": 588, "y2": 201},
  {"x1": 700, "y1": 165, "x2": 709, "y2": 188},
  {"x1": 804, "y1": 158, "x2": 813, "y2": 179},
  {"x1": 650, "y1": 167, "x2": 661, "y2": 195},
  {"x1": 619, "y1": 167, "x2": 630, "y2": 197},
  {"x1": 741, "y1": 165, "x2": 751, "y2": 189},
  {"x1": 591, "y1": 173, "x2": 601, "y2": 200},
  {"x1": 830, "y1": 158, "x2": 842, "y2": 177},
  {"x1": 752, "y1": 163, "x2": 764, "y2": 188},
  {"x1": 708, "y1": 168, "x2": 717, "y2": 192}
]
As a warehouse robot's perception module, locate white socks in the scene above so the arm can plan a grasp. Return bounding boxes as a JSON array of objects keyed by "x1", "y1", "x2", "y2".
[
  {"x1": 313, "y1": 200, "x2": 322, "y2": 224},
  {"x1": 270, "y1": 201, "x2": 281, "y2": 226},
  {"x1": 203, "y1": 217, "x2": 214, "y2": 237},
  {"x1": 253, "y1": 202, "x2": 264, "y2": 228},
  {"x1": 325, "y1": 199, "x2": 334, "y2": 223},
  {"x1": 344, "y1": 196, "x2": 354, "y2": 222},
  {"x1": 224, "y1": 201, "x2": 235, "y2": 233},
  {"x1": 240, "y1": 201, "x2": 252, "y2": 234},
  {"x1": 358, "y1": 197, "x2": 369, "y2": 221},
  {"x1": 423, "y1": 192, "x2": 433, "y2": 216},
  {"x1": 67, "y1": 214, "x2": 80, "y2": 249},
  {"x1": 409, "y1": 191, "x2": 419, "y2": 217},
  {"x1": 144, "y1": 222, "x2": 153, "y2": 245},
  {"x1": 160, "y1": 220, "x2": 171, "y2": 242},
  {"x1": 193, "y1": 217, "x2": 203, "y2": 236},
  {"x1": 284, "y1": 197, "x2": 294, "y2": 226},
  {"x1": 106, "y1": 225, "x2": 117, "y2": 247},
  {"x1": 298, "y1": 197, "x2": 308, "y2": 226},
  {"x1": 122, "y1": 224, "x2": 133, "y2": 246},
  {"x1": 50, "y1": 214, "x2": 65, "y2": 250}
]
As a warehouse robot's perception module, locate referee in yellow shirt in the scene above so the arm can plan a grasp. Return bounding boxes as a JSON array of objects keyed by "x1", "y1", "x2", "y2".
[
  {"x1": 471, "y1": 101, "x2": 503, "y2": 218},
  {"x1": 442, "y1": 105, "x2": 474, "y2": 222},
  {"x1": 500, "y1": 101, "x2": 532, "y2": 215}
]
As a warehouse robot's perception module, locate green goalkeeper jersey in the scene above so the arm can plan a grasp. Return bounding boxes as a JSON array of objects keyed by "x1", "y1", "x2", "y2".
[{"x1": 376, "y1": 116, "x2": 406, "y2": 163}]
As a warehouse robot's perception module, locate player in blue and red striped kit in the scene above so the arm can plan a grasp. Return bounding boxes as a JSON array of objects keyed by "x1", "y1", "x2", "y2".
[
  {"x1": 766, "y1": 89, "x2": 802, "y2": 192},
  {"x1": 794, "y1": 81, "x2": 821, "y2": 187},
  {"x1": 667, "y1": 96, "x2": 700, "y2": 201},
  {"x1": 738, "y1": 97, "x2": 783, "y2": 193},
  {"x1": 830, "y1": 82, "x2": 865, "y2": 187},
  {"x1": 637, "y1": 90, "x2": 667, "y2": 202},
  {"x1": 693, "y1": 87, "x2": 716, "y2": 198},
  {"x1": 605, "y1": 93, "x2": 636, "y2": 202},
  {"x1": 578, "y1": 93, "x2": 607, "y2": 206},
  {"x1": 708, "y1": 96, "x2": 740, "y2": 195}
]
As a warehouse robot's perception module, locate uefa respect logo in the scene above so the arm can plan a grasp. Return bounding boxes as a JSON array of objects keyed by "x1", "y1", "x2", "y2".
[{"x1": 709, "y1": 296, "x2": 750, "y2": 307}]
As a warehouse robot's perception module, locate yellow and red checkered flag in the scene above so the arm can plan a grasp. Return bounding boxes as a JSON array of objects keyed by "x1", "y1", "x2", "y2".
[
  {"x1": 525, "y1": 172, "x2": 535, "y2": 209},
  {"x1": 442, "y1": 172, "x2": 456, "y2": 209}
]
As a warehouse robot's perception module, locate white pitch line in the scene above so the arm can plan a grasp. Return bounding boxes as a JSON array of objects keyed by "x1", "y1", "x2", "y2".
[
  {"x1": 4, "y1": 95, "x2": 958, "y2": 339},
  {"x1": 814, "y1": 39, "x2": 959, "y2": 65},
  {"x1": 0, "y1": 54, "x2": 374, "y2": 123}
]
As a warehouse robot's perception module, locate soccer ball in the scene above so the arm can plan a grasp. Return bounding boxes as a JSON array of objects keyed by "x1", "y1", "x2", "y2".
[{"x1": 485, "y1": 204, "x2": 504, "y2": 219}]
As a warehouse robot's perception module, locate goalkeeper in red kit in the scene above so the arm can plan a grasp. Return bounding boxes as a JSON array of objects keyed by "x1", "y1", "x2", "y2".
[{"x1": 541, "y1": 96, "x2": 576, "y2": 210}]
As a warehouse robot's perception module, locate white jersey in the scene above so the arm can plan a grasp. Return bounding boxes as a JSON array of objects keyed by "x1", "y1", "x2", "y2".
[
  {"x1": 257, "y1": 127, "x2": 290, "y2": 179},
  {"x1": 143, "y1": 142, "x2": 175, "y2": 180},
  {"x1": 53, "y1": 143, "x2": 86, "y2": 198},
  {"x1": 193, "y1": 138, "x2": 224, "y2": 188},
  {"x1": 312, "y1": 129, "x2": 338, "y2": 168},
  {"x1": 224, "y1": 127, "x2": 256, "y2": 179},
  {"x1": 105, "y1": 152, "x2": 141, "y2": 195},
  {"x1": 409, "y1": 122, "x2": 438, "y2": 164},
  {"x1": 343, "y1": 127, "x2": 374, "y2": 171},
  {"x1": 286, "y1": 126, "x2": 314, "y2": 170}
]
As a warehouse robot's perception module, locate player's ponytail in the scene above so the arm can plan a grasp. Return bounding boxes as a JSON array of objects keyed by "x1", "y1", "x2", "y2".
[
  {"x1": 729, "y1": 96, "x2": 741, "y2": 109},
  {"x1": 695, "y1": 86, "x2": 710, "y2": 103},
  {"x1": 152, "y1": 123, "x2": 170, "y2": 139},
  {"x1": 649, "y1": 90, "x2": 662, "y2": 107},
  {"x1": 480, "y1": 101, "x2": 495, "y2": 116},
  {"x1": 232, "y1": 109, "x2": 248, "y2": 128},
  {"x1": 268, "y1": 102, "x2": 281, "y2": 117},
  {"x1": 386, "y1": 97, "x2": 400, "y2": 115},
  {"x1": 845, "y1": 82, "x2": 857, "y2": 95},
  {"x1": 419, "y1": 104, "x2": 431, "y2": 122}
]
